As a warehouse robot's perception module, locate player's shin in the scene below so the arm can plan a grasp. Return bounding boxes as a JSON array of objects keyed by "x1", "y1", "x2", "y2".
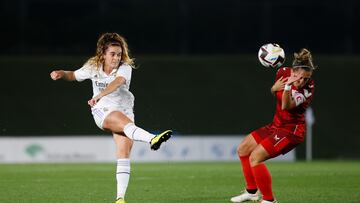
[
  {"x1": 252, "y1": 163, "x2": 274, "y2": 201},
  {"x1": 240, "y1": 155, "x2": 257, "y2": 191},
  {"x1": 116, "y1": 159, "x2": 131, "y2": 200}
]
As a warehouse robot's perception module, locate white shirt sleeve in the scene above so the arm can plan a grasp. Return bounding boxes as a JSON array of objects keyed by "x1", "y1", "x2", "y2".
[
  {"x1": 74, "y1": 64, "x2": 93, "y2": 82},
  {"x1": 116, "y1": 64, "x2": 132, "y2": 82}
]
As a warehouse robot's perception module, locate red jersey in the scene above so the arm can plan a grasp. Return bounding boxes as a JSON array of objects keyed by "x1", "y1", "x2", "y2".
[{"x1": 272, "y1": 67, "x2": 315, "y2": 140}]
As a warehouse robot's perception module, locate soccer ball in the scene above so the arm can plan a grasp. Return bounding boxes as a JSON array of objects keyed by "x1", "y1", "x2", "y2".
[{"x1": 258, "y1": 43, "x2": 285, "y2": 68}]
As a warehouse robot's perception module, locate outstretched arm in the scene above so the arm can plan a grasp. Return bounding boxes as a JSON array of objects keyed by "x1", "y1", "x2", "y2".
[
  {"x1": 50, "y1": 70, "x2": 76, "y2": 81},
  {"x1": 88, "y1": 76, "x2": 126, "y2": 107}
]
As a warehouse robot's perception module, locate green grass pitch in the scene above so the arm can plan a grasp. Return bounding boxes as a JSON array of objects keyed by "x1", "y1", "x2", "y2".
[{"x1": 0, "y1": 161, "x2": 359, "y2": 203}]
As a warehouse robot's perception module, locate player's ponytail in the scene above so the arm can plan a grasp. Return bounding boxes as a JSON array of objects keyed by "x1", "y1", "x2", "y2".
[{"x1": 292, "y1": 48, "x2": 315, "y2": 71}]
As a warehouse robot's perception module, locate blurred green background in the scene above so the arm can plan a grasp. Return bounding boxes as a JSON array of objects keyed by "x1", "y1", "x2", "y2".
[{"x1": 1, "y1": 55, "x2": 359, "y2": 159}]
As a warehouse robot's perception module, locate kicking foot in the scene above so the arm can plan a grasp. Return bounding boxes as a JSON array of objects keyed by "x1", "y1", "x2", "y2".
[{"x1": 150, "y1": 130, "x2": 172, "y2": 150}]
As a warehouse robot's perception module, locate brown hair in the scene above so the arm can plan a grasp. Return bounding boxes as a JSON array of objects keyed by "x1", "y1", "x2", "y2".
[
  {"x1": 86, "y1": 33, "x2": 134, "y2": 69},
  {"x1": 292, "y1": 48, "x2": 315, "y2": 71}
]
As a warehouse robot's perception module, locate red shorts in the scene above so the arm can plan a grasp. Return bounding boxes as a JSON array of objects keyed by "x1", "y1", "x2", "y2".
[{"x1": 251, "y1": 124, "x2": 304, "y2": 158}]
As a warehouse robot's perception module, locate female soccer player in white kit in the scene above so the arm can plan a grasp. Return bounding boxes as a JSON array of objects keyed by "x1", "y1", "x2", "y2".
[{"x1": 50, "y1": 33, "x2": 172, "y2": 203}]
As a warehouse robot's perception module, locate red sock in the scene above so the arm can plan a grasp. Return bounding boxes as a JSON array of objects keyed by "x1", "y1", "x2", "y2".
[
  {"x1": 240, "y1": 156, "x2": 257, "y2": 190},
  {"x1": 252, "y1": 163, "x2": 274, "y2": 201}
]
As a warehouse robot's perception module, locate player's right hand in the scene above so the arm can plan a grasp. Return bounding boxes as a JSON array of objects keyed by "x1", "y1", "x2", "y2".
[
  {"x1": 50, "y1": 70, "x2": 64, "y2": 80},
  {"x1": 272, "y1": 76, "x2": 288, "y2": 92}
]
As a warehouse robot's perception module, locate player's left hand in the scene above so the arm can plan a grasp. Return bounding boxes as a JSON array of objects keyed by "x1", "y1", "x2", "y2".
[{"x1": 88, "y1": 97, "x2": 100, "y2": 107}]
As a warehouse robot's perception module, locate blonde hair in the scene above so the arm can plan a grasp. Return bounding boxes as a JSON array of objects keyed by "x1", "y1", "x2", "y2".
[
  {"x1": 292, "y1": 48, "x2": 315, "y2": 70},
  {"x1": 85, "y1": 33, "x2": 134, "y2": 69}
]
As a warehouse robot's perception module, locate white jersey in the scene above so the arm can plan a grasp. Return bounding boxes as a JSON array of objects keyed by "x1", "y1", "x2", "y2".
[{"x1": 74, "y1": 63, "x2": 135, "y2": 110}]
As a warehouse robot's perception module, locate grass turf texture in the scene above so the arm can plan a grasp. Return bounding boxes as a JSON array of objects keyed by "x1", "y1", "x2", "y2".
[{"x1": 0, "y1": 161, "x2": 359, "y2": 203}]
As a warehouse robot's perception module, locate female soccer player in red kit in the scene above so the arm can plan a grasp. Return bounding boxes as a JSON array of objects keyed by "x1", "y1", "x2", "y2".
[{"x1": 230, "y1": 48, "x2": 315, "y2": 203}]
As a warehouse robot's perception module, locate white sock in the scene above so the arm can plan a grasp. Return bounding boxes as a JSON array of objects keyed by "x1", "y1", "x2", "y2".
[
  {"x1": 123, "y1": 123, "x2": 154, "y2": 143},
  {"x1": 116, "y1": 159, "x2": 130, "y2": 200}
]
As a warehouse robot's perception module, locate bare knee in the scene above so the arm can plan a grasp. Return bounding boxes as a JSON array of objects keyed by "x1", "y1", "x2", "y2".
[
  {"x1": 237, "y1": 134, "x2": 257, "y2": 157},
  {"x1": 237, "y1": 142, "x2": 249, "y2": 156},
  {"x1": 102, "y1": 119, "x2": 113, "y2": 131},
  {"x1": 249, "y1": 153, "x2": 261, "y2": 166},
  {"x1": 249, "y1": 145, "x2": 270, "y2": 167}
]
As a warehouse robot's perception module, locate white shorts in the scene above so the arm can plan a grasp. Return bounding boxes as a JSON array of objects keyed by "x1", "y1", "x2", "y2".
[{"x1": 91, "y1": 107, "x2": 135, "y2": 130}]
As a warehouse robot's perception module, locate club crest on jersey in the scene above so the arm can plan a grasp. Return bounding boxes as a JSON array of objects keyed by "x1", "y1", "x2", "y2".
[{"x1": 296, "y1": 95, "x2": 303, "y2": 102}]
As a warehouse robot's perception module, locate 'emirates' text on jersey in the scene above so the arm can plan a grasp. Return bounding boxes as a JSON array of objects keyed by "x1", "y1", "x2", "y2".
[
  {"x1": 273, "y1": 67, "x2": 314, "y2": 138},
  {"x1": 74, "y1": 63, "x2": 135, "y2": 109}
]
